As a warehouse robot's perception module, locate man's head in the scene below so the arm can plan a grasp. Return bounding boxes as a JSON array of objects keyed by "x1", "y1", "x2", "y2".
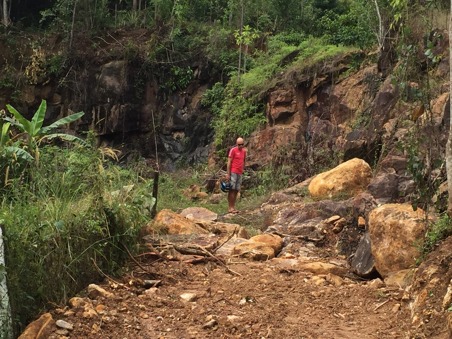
[{"x1": 236, "y1": 137, "x2": 244, "y2": 147}]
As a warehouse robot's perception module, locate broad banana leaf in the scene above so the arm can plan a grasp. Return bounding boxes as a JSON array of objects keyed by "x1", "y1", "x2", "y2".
[
  {"x1": 40, "y1": 111, "x2": 85, "y2": 134},
  {"x1": 41, "y1": 133, "x2": 87, "y2": 146},
  {"x1": 5, "y1": 105, "x2": 31, "y2": 134},
  {"x1": 4, "y1": 146, "x2": 33, "y2": 161},
  {"x1": 30, "y1": 100, "x2": 46, "y2": 136}
]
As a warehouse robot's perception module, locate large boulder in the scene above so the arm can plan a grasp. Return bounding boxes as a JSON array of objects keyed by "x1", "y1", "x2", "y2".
[
  {"x1": 368, "y1": 203, "x2": 427, "y2": 278},
  {"x1": 232, "y1": 233, "x2": 284, "y2": 261},
  {"x1": 180, "y1": 207, "x2": 218, "y2": 222},
  {"x1": 308, "y1": 158, "x2": 372, "y2": 199},
  {"x1": 149, "y1": 209, "x2": 208, "y2": 235},
  {"x1": 350, "y1": 232, "x2": 376, "y2": 278}
]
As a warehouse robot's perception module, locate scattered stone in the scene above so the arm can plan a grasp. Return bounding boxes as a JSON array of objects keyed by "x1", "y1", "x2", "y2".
[
  {"x1": 232, "y1": 241, "x2": 276, "y2": 261},
  {"x1": 238, "y1": 296, "x2": 255, "y2": 305},
  {"x1": 63, "y1": 310, "x2": 75, "y2": 317},
  {"x1": 311, "y1": 276, "x2": 327, "y2": 286},
  {"x1": 332, "y1": 217, "x2": 346, "y2": 233},
  {"x1": 298, "y1": 261, "x2": 348, "y2": 277},
  {"x1": 367, "y1": 278, "x2": 385, "y2": 289},
  {"x1": 203, "y1": 318, "x2": 218, "y2": 329},
  {"x1": 357, "y1": 216, "x2": 366, "y2": 228},
  {"x1": 56, "y1": 319, "x2": 74, "y2": 331},
  {"x1": 55, "y1": 329, "x2": 70, "y2": 336},
  {"x1": 392, "y1": 303, "x2": 401, "y2": 313},
  {"x1": 69, "y1": 297, "x2": 88, "y2": 308},
  {"x1": 143, "y1": 287, "x2": 159, "y2": 296},
  {"x1": 326, "y1": 215, "x2": 341, "y2": 224},
  {"x1": 227, "y1": 315, "x2": 242, "y2": 323},
  {"x1": 95, "y1": 304, "x2": 106, "y2": 314},
  {"x1": 143, "y1": 279, "x2": 162, "y2": 288},
  {"x1": 83, "y1": 308, "x2": 98, "y2": 318},
  {"x1": 326, "y1": 273, "x2": 344, "y2": 286},
  {"x1": 88, "y1": 284, "x2": 113, "y2": 299},
  {"x1": 180, "y1": 293, "x2": 198, "y2": 302}
]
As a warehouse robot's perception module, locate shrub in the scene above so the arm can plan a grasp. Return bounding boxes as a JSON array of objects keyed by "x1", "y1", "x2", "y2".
[
  {"x1": 423, "y1": 214, "x2": 452, "y2": 255},
  {"x1": 2, "y1": 145, "x2": 154, "y2": 333}
]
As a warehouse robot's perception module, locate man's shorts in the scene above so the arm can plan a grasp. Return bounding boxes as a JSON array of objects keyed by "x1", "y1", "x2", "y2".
[{"x1": 230, "y1": 173, "x2": 242, "y2": 191}]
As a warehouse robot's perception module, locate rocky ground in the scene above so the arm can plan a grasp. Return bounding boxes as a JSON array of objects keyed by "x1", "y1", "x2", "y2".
[
  {"x1": 48, "y1": 259, "x2": 414, "y2": 339},
  {"x1": 20, "y1": 209, "x2": 439, "y2": 339}
]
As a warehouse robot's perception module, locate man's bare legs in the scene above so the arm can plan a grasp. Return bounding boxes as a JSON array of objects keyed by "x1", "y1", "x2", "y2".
[{"x1": 228, "y1": 189, "x2": 239, "y2": 213}]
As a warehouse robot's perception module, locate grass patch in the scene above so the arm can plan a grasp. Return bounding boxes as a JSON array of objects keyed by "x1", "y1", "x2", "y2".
[
  {"x1": 423, "y1": 214, "x2": 452, "y2": 255},
  {"x1": 240, "y1": 35, "x2": 359, "y2": 97}
]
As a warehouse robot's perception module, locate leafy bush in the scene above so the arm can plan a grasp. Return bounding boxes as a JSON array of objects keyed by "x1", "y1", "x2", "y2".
[
  {"x1": 423, "y1": 214, "x2": 452, "y2": 255},
  {"x1": 211, "y1": 82, "x2": 266, "y2": 151},
  {"x1": 201, "y1": 82, "x2": 225, "y2": 116},
  {"x1": 2, "y1": 145, "x2": 154, "y2": 333},
  {"x1": 318, "y1": 2, "x2": 376, "y2": 49}
]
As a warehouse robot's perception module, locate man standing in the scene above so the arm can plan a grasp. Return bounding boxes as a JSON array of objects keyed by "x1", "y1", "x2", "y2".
[{"x1": 226, "y1": 137, "x2": 246, "y2": 213}]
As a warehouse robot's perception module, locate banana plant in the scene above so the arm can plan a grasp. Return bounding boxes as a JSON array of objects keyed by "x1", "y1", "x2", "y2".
[
  {"x1": 0, "y1": 120, "x2": 31, "y2": 161},
  {"x1": 4, "y1": 99, "x2": 85, "y2": 162}
]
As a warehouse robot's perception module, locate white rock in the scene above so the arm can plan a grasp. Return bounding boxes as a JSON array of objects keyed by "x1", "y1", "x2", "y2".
[
  {"x1": 56, "y1": 319, "x2": 74, "y2": 331},
  {"x1": 180, "y1": 293, "x2": 197, "y2": 302}
]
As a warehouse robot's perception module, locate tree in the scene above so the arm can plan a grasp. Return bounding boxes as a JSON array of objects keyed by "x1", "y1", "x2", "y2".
[
  {"x1": 447, "y1": 0, "x2": 452, "y2": 216},
  {"x1": 234, "y1": 24, "x2": 259, "y2": 80},
  {"x1": 1, "y1": 0, "x2": 10, "y2": 26}
]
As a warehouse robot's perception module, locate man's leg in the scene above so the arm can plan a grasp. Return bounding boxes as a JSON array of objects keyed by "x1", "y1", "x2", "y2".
[{"x1": 228, "y1": 189, "x2": 238, "y2": 213}]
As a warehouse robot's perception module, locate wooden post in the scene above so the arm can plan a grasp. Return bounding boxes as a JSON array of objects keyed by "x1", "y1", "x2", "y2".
[
  {"x1": 151, "y1": 171, "x2": 159, "y2": 218},
  {"x1": 0, "y1": 225, "x2": 13, "y2": 339}
]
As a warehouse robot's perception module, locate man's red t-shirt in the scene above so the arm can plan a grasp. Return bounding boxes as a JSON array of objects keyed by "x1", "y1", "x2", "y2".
[{"x1": 228, "y1": 146, "x2": 246, "y2": 174}]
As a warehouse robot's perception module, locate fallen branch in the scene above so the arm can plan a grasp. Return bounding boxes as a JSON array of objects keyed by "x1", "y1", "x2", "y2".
[
  {"x1": 173, "y1": 244, "x2": 211, "y2": 256},
  {"x1": 374, "y1": 299, "x2": 390, "y2": 311},
  {"x1": 184, "y1": 256, "x2": 219, "y2": 264},
  {"x1": 123, "y1": 244, "x2": 154, "y2": 275},
  {"x1": 212, "y1": 227, "x2": 238, "y2": 253},
  {"x1": 192, "y1": 244, "x2": 242, "y2": 277},
  {"x1": 91, "y1": 258, "x2": 129, "y2": 290},
  {"x1": 273, "y1": 231, "x2": 324, "y2": 243}
]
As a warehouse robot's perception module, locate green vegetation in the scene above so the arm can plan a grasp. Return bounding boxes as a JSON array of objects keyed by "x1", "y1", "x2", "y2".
[
  {"x1": 0, "y1": 102, "x2": 155, "y2": 333},
  {"x1": 3, "y1": 144, "x2": 155, "y2": 332},
  {"x1": 423, "y1": 214, "x2": 452, "y2": 255}
]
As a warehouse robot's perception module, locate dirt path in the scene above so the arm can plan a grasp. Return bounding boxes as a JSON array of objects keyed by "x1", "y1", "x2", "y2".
[{"x1": 47, "y1": 257, "x2": 414, "y2": 339}]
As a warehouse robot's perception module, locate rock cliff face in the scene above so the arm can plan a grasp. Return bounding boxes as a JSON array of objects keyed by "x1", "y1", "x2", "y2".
[{"x1": 0, "y1": 30, "x2": 449, "y2": 183}]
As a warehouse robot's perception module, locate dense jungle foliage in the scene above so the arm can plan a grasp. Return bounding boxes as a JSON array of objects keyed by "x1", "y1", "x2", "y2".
[{"x1": 0, "y1": 0, "x2": 451, "y2": 337}]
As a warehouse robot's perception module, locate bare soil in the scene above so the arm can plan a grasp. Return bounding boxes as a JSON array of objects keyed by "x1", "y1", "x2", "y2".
[{"x1": 45, "y1": 212, "x2": 421, "y2": 339}]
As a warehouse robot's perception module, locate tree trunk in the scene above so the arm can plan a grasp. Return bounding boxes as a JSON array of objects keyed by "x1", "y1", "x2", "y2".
[
  {"x1": 2, "y1": 0, "x2": 9, "y2": 27},
  {"x1": 237, "y1": 0, "x2": 244, "y2": 82},
  {"x1": 447, "y1": 2, "x2": 452, "y2": 216},
  {"x1": 69, "y1": 0, "x2": 77, "y2": 51}
]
